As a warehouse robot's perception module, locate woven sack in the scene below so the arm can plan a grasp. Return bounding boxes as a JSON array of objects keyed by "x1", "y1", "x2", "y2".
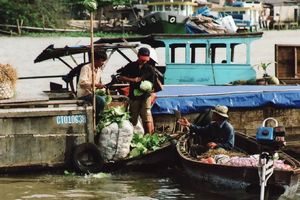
[{"x1": 0, "y1": 82, "x2": 14, "y2": 100}]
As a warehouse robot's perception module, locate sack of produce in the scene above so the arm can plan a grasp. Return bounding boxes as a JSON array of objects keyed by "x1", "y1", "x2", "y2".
[
  {"x1": 0, "y1": 64, "x2": 18, "y2": 100},
  {"x1": 113, "y1": 120, "x2": 134, "y2": 160},
  {"x1": 97, "y1": 106, "x2": 133, "y2": 161}
]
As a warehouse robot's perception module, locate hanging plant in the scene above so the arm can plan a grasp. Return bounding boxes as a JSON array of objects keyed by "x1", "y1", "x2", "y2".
[{"x1": 83, "y1": 0, "x2": 98, "y2": 13}]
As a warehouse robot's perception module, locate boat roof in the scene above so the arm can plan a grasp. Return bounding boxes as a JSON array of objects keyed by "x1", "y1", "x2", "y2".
[
  {"x1": 95, "y1": 32, "x2": 263, "y2": 47},
  {"x1": 34, "y1": 32, "x2": 263, "y2": 63},
  {"x1": 34, "y1": 43, "x2": 138, "y2": 63}
]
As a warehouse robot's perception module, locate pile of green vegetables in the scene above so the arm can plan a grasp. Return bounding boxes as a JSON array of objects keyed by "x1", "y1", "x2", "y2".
[
  {"x1": 129, "y1": 133, "x2": 169, "y2": 158},
  {"x1": 96, "y1": 106, "x2": 130, "y2": 133},
  {"x1": 95, "y1": 89, "x2": 113, "y2": 105}
]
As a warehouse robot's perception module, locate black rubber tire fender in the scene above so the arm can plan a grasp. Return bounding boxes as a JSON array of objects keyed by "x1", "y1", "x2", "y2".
[
  {"x1": 150, "y1": 16, "x2": 157, "y2": 24},
  {"x1": 72, "y1": 142, "x2": 104, "y2": 174},
  {"x1": 140, "y1": 19, "x2": 146, "y2": 27}
]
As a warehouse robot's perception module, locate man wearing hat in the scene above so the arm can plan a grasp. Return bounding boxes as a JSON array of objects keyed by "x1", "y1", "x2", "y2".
[
  {"x1": 178, "y1": 105, "x2": 235, "y2": 151},
  {"x1": 118, "y1": 47, "x2": 156, "y2": 134}
]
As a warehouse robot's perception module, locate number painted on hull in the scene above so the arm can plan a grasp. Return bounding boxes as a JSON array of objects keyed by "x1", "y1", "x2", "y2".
[{"x1": 56, "y1": 115, "x2": 86, "y2": 125}]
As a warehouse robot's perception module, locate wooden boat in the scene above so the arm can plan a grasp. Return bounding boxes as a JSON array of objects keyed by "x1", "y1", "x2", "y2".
[
  {"x1": 211, "y1": 2, "x2": 262, "y2": 32},
  {"x1": 104, "y1": 139, "x2": 177, "y2": 172},
  {"x1": 176, "y1": 132, "x2": 300, "y2": 199},
  {"x1": 0, "y1": 42, "x2": 174, "y2": 174},
  {"x1": 136, "y1": 0, "x2": 203, "y2": 34},
  {"x1": 6, "y1": 32, "x2": 298, "y2": 174},
  {"x1": 71, "y1": 137, "x2": 177, "y2": 174}
]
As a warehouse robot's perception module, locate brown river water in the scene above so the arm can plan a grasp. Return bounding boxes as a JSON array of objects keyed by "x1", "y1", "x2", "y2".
[{"x1": 1, "y1": 31, "x2": 300, "y2": 199}]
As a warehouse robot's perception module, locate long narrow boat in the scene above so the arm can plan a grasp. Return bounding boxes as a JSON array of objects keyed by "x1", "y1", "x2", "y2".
[
  {"x1": 176, "y1": 132, "x2": 300, "y2": 199},
  {"x1": 102, "y1": 140, "x2": 177, "y2": 172}
]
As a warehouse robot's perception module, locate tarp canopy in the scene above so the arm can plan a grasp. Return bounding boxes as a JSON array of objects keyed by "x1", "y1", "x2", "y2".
[
  {"x1": 152, "y1": 85, "x2": 300, "y2": 115},
  {"x1": 34, "y1": 43, "x2": 138, "y2": 63}
]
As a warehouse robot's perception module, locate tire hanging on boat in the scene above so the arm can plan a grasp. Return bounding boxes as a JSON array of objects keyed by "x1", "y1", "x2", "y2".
[
  {"x1": 140, "y1": 19, "x2": 147, "y2": 27},
  {"x1": 72, "y1": 142, "x2": 104, "y2": 174},
  {"x1": 168, "y1": 16, "x2": 176, "y2": 24},
  {"x1": 150, "y1": 17, "x2": 157, "y2": 24}
]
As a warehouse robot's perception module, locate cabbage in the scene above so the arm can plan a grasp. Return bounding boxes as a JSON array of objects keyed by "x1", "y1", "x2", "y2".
[
  {"x1": 133, "y1": 89, "x2": 144, "y2": 96},
  {"x1": 139, "y1": 80, "x2": 153, "y2": 92}
]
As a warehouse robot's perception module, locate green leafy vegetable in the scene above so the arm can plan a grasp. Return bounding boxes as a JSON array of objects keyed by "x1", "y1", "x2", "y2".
[
  {"x1": 96, "y1": 106, "x2": 130, "y2": 133},
  {"x1": 129, "y1": 133, "x2": 169, "y2": 158},
  {"x1": 95, "y1": 89, "x2": 106, "y2": 96},
  {"x1": 95, "y1": 89, "x2": 112, "y2": 105},
  {"x1": 64, "y1": 170, "x2": 76, "y2": 176}
]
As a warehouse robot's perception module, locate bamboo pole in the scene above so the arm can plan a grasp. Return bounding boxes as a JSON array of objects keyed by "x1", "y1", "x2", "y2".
[{"x1": 90, "y1": 12, "x2": 96, "y2": 136}]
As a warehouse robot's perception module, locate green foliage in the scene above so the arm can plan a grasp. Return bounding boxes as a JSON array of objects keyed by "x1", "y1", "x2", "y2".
[
  {"x1": 0, "y1": 0, "x2": 140, "y2": 28},
  {"x1": 96, "y1": 106, "x2": 130, "y2": 133},
  {"x1": 95, "y1": 88, "x2": 113, "y2": 105},
  {"x1": 95, "y1": 88, "x2": 106, "y2": 96},
  {"x1": 83, "y1": 0, "x2": 98, "y2": 12},
  {"x1": 64, "y1": 170, "x2": 76, "y2": 176},
  {"x1": 0, "y1": 0, "x2": 69, "y2": 28},
  {"x1": 255, "y1": 62, "x2": 276, "y2": 77},
  {"x1": 129, "y1": 133, "x2": 169, "y2": 158}
]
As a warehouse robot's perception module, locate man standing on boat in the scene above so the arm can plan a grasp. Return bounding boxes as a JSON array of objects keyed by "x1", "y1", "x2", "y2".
[
  {"x1": 178, "y1": 105, "x2": 235, "y2": 151},
  {"x1": 77, "y1": 50, "x2": 107, "y2": 124},
  {"x1": 118, "y1": 47, "x2": 156, "y2": 134}
]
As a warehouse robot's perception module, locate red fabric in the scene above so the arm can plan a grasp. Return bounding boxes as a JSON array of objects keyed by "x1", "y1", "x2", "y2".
[{"x1": 118, "y1": 86, "x2": 130, "y2": 96}]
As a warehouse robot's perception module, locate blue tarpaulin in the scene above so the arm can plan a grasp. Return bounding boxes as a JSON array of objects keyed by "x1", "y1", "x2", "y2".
[{"x1": 151, "y1": 85, "x2": 300, "y2": 115}]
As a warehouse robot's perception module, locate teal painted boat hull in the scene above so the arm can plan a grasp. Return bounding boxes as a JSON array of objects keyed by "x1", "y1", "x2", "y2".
[{"x1": 164, "y1": 64, "x2": 256, "y2": 85}]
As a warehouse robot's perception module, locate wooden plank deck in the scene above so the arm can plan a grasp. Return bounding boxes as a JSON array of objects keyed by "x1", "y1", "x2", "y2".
[{"x1": 0, "y1": 92, "x2": 49, "y2": 105}]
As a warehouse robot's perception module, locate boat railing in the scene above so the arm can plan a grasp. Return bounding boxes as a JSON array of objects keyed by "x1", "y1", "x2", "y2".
[{"x1": 0, "y1": 99, "x2": 86, "y2": 109}]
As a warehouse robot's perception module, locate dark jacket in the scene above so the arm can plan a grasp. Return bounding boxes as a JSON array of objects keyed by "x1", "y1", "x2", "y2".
[
  {"x1": 190, "y1": 120, "x2": 235, "y2": 150},
  {"x1": 120, "y1": 61, "x2": 155, "y2": 100}
]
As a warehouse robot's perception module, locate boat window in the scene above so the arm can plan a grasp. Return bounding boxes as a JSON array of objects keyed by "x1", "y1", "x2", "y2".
[
  {"x1": 157, "y1": 5, "x2": 163, "y2": 11},
  {"x1": 191, "y1": 44, "x2": 207, "y2": 64},
  {"x1": 233, "y1": 44, "x2": 247, "y2": 64},
  {"x1": 165, "y1": 5, "x2": 171, "y2": 11},
  {"x1": 169, "y1": 44, "x2": 186, "y2": 63},
  {"x1": 155, "y1": 47, "x2": 165, "y2": 66},
  {"x1": 180, "y1": 5, "x2": 185, "y2": 11},
  {"x1": 213, "y1": 47, "x2": 227, "y2": 64},
  {"x1": 173, "y1": 5, "x2": 179, "y2": 12}
]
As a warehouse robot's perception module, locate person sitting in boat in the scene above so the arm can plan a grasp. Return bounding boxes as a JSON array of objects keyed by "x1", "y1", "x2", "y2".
[
  {"x1": 118, "y1": 47, "x2": 156, "y2": 134},
  {"x1": 77, "y1": 50, "x2": 107, "y2": 124},
  {"x1": 177, "y1": 105, "x2": 235, "y2": 151}
]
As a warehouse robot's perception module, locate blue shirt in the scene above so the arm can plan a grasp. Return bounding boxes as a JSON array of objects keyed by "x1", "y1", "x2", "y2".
[{"x1": 190, "y1": 120, "x2": 235, "y2": 150}]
